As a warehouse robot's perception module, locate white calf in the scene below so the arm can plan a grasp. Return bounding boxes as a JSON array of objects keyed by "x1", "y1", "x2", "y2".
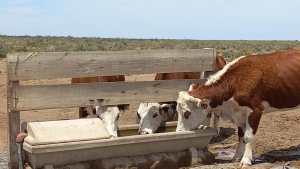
[
  {"x1": 176, "y1": 91, "x2": 251, "y2": 161},
  {"x1": 96, "y1": 105, "x2": 120, "y2": 138},
  {"x1": 176, "y1": 92, "x2": 211, "y2": 132},
  {"x1": 85, "y1": 101, "x2": 121, "y2": 138},
  {"x1": 137, "y1": 102, "x2": 177, "y2": 134}
]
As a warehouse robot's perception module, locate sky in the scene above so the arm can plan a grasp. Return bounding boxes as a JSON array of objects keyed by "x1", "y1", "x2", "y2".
[{"x1": 0, "y1": 0, "x2": 299, "y2": 40}]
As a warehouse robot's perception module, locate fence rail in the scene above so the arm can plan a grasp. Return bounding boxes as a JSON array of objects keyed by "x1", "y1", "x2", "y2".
[
  {"x1": 7, "y1": 49, "x2": 215, "y2": 81},
  {"x1": 14, "y1": 79, "x2": 205, "y2": 111},
  {"x1": 6, "y1": 48, "x2": 216, "y2": 169}
]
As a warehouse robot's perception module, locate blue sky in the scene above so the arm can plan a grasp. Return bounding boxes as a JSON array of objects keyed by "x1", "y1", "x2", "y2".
[{"x1": 0, "y1": 0, "x2": 299, "y2": 40}]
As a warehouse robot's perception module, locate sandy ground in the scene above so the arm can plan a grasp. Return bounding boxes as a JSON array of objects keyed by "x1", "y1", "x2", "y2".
[{"x1": 1, "y1": 57, "x2": 300, "y2": 168}]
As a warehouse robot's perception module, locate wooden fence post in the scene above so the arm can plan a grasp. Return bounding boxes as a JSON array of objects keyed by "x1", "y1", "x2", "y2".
[{"x1": 7, "y1": 81, "x2": 21, "y2": 169}]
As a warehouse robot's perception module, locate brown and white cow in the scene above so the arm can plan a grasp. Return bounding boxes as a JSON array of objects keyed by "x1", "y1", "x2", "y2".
[
  {"x1": 71, "y1": 75, "x2": 125, "y2": 137},
  {"x1": 137, "y1": 55, "x2": 227, "y2": 134},
  {"x1": 181, "y1": 49, "x2": 300, "y2": 167}
]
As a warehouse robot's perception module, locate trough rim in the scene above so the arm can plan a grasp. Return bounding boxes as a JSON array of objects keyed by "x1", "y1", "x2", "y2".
[{"x1": 23, "y1": 128, "x2": 217, "y2": 154}]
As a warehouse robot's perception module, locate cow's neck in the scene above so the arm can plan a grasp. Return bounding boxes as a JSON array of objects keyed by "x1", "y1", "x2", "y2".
[
  {"x1": 191, "y1": 80, "x2": 233, "y2": 108},
  {"x1": 206, "y1": 81, "x2": 234, "y2": 108}
]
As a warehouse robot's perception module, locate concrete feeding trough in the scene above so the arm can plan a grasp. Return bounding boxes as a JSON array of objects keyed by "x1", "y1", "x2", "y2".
[{"x1": 23, "y1": 118, "x2": 217, "y2": 169}]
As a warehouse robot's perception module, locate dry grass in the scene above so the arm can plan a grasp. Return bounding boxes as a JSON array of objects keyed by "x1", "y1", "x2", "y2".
[{"x1": 1, "y1": 35, "x2": 300, "y2": 59}]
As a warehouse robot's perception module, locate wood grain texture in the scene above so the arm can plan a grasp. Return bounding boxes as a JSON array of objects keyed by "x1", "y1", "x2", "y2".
[
  {"x1": 14, "y1": 79, "x2": 205, "y2": 111},
  {"x1": 7, "y1": 49, "x2": 215, "y2": 80},
  {"x1": 7, "y1": 81, "x2": 20, "y2": 169}
]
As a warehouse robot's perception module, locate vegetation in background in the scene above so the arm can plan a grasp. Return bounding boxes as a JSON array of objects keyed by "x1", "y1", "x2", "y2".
[{"x1": 0, "y1": 35, "x2": 300, "y2": 59}]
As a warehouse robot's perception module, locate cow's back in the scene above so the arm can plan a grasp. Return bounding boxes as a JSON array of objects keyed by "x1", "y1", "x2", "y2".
[
  {"x1": 260, "y1": 49, "x2": 300, "y2": 108},
  {"x1": 228, "y1": 49, "x2": 300, "y2": 109}
]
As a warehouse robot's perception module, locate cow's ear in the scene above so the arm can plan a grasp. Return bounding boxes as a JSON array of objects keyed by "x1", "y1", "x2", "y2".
[
  {"x1": 188, "y1": 83, "x2": 199, "y2": 92},
  {"x1": 214, "y1": 55, "x2": 226, "y2": 71}
]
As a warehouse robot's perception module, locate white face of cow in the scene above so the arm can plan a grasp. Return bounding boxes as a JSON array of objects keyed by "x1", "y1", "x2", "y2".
[
  {"x1": 176, "y1": 91, "x2": 211, "y2": 131},
  {"x1": 96, "y1": 106, "x2": 120, "y2": 137},
  {"x1": 137, "y1": 103, "x2": 166, "y2": 134}
]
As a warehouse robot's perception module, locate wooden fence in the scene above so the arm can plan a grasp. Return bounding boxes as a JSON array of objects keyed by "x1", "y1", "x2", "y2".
[{"x1": 7, "y1": 48, "x2": 216, "y2": 169}]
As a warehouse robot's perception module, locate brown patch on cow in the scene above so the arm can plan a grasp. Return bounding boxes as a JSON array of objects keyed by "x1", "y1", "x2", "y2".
[{"x1": 248, "y1": 111, "x2": 263, "y2": 134}]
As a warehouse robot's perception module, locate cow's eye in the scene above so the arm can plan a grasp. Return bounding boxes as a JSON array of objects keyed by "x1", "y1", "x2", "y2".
[
  {"x1": 162, "y1": 106, "x2": 169, "y2": 112},
  {"x1": 184, "y1": 111, "x2": 191, "y2": 119},
  {"x1": 152, "y1": 113, "x2": 158, "y2": 118}
]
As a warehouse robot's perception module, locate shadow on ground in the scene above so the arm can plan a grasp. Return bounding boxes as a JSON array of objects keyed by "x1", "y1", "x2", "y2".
[
  {"x1": 257, "y1": 145, "x2": 300, "y2": 163},
  {"x1": 210, "y1": 127, "x2": 236, "y2": 144}
]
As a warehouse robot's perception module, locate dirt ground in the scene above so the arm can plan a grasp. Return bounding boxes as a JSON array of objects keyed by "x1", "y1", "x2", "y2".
[{"x1": 1, "y1": 57, "x2": 300, "y2": 168}]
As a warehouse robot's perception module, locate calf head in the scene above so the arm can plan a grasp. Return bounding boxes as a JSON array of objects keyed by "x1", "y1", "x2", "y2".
[
  {"x1": 176, "y1": 91, "x2": 211, "y2": 131},
  {"x1": 96, "y1": 106, "x2": 121, "y2": 137},
  {"x1": 137, "y1": 102, "x2": 176, "y2": 134}
]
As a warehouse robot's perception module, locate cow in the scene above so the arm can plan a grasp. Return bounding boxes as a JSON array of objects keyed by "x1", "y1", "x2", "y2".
[
  {"x1": 137, "y1": 102, "x2": 177, "y2": 134},
  {"x1": 179, "y1": 49, "x2": 300, "y2": 167},
  {"x1": 71, "y1": 75, "x2": 125, "y2": 137},
  {"x1": 137, "y1": 55, "x2": 227, "y2": 134}
]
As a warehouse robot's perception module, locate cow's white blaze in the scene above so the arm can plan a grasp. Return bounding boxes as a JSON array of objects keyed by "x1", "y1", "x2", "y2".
[
  {"x1": 137, "y1": 103, "x2": 162, "y2": 134},
  {"x1": 176, "y1": 91, "x2": 210, "y2": 131},
  {"x1": 137, "y1": 102, "x2": 177, "y2": 134},
  {"x1": 205, "y1": 56, "x2": 246, "y2": 86},
  {"x1": 96, "y1": 105, "x2": 120, "y2": 137}
]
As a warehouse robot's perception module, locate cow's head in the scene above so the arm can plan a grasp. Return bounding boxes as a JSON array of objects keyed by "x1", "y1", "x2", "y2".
[
  {"x1": 137, "y1": 102, "x2": 176, "y2": 134},
  {"x1": 176, "y1": 91, "x2": 211, "y2": 131},
  {"x1": 96, "y1": 106, "x2": 121, "y2": 138}
]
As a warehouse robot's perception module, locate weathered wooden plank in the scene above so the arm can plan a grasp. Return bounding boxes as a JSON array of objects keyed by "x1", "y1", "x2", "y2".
[
  {"x1": 14, "y1": 79, "x2": 205, "y2": 111},
  {"x1": 7, "y1": 49, "x2": 215, "y2": 81},
  {"x1": 7, "y1": 81, "x2": 20, "y2": 169}
]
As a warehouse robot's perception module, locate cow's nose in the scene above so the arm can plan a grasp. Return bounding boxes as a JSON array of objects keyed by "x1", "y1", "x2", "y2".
[
  {"x1": 138, "y1": 130, "x2": 149, "y2": 135},
  {"x1": 142, "y1": 131, "x2": 149, "y2": 134}
]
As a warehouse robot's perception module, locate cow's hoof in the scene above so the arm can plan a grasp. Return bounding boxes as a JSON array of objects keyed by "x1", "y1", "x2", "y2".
[{"x1": 239, "y1": 158, "x2": 252, "y2": 168}]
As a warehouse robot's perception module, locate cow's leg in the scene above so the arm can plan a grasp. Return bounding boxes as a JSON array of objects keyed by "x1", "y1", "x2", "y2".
[
  {"x1": 240, "y1": 110, "x2": 262, "y2": 167},
  {"x1": 233, "y1": 126, "x2": 245, "y2": 161},
  {"x1": 213, "y1": 113, "x2": 221, "y2": 135}
]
